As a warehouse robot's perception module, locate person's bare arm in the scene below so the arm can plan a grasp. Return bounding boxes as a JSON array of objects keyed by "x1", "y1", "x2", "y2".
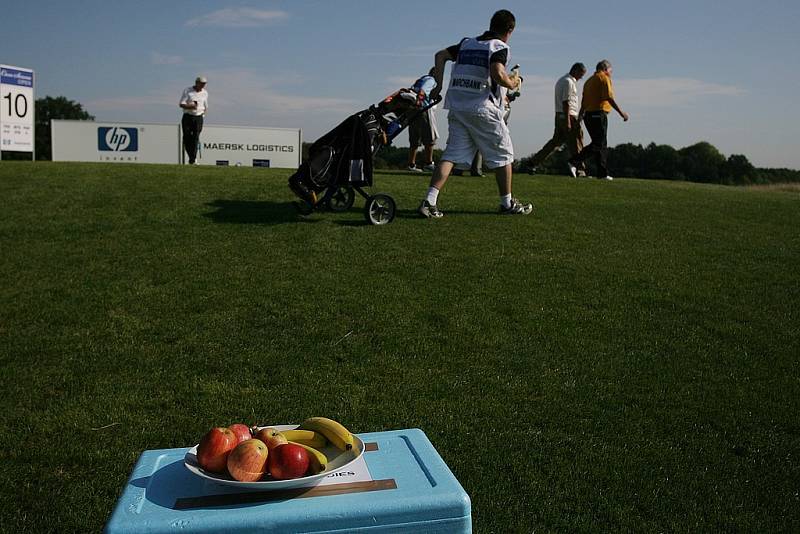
[
  {"x1": 608, "y1": 97, "x2": 628, "y2": 121},
  {"x1": 429, "y1": 48, "x2": 454, "y2": 100},
  {"x1": 490, "y1": 62, "x2": 519, "y2": 91}
]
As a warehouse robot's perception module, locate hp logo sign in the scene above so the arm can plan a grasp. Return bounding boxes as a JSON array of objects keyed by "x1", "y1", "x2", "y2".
[{"x1": 98, "y1": 127, "x2": 138, "y2": 152}]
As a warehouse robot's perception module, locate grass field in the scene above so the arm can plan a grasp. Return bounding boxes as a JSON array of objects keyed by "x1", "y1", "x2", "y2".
[{"x1": 1, "y1": 161, "x2": 798, "y2": 532}]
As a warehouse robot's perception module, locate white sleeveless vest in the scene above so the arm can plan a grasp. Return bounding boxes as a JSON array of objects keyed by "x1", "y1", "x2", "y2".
[{"x1": 445, "y1": 37, "x2": 509, "y2": 113}]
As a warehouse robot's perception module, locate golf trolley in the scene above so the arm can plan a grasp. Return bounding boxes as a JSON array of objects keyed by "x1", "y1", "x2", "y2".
[{"x1": 289, "y1": 90, "x2": 441, "y2": 225}]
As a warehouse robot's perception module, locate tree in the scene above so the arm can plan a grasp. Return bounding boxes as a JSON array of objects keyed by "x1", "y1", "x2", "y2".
[
  {"x1": 644, "y1": 142, "x2": 682, "y2": 180},
  {"x1": 721, "y1": 154, "x2": 756, "y2": 185},
  {"x1": 677, "y1": 142, "x2": 726, "y2": 183},
  {"x1": 35, "y1": 96, "x2": 94, "y2": 160},
  {"x1": 608, "y1": 143, "x2": 645, "y2": 178}
]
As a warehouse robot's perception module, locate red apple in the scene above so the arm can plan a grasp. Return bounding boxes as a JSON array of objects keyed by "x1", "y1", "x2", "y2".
[
  {"x1": 268, "y1": 443, "x2": 310, "y2": 480},
  {"x1": 196, "y1": 427, "x2": 238, "y2": 473},
  {"x1": 227, "y1": 439, "x2": 269, "y2": 482},
  {"x1": 228, "y1": 423, "x2": 252, "y2": 444},
  {"x1": 254, "y1": 427, "x2": 288, "y2": 451}
]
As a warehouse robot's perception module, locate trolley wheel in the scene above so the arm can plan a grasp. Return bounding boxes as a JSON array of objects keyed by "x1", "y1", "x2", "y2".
[
  {"x1": 364, "y1": 193, "x2": 396, "y2": 225},
  {"x1": 326, "y1": 186, "x2": 356, "y2": 212}
]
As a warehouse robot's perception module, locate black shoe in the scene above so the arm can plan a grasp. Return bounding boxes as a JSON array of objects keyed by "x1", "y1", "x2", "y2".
[{"x1": 289, "y1": 176, "x2": 317, "y2": 206}]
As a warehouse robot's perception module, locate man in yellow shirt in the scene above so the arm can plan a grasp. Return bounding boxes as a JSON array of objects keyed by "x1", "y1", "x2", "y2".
[{"x1": 569, "y1": 60, "x2": 628, "y2": 180}]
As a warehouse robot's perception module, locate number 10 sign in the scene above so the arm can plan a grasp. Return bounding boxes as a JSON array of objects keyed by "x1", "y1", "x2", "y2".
[{"x1": 0, "y1": 64, "x2": 35, "y2": 155}]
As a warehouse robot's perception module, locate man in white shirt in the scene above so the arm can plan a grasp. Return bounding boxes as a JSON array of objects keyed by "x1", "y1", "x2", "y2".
[
  {"x1": 528, "y1": 63, "x2": 587, "y2": 176},
  {"x1": 179, "y1": 76, "x2": 208, "y2": 164}
]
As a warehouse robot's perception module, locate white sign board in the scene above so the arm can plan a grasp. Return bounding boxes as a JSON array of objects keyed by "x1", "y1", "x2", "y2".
[
  {"x1": 0, "y1": 64, "x2": 35, "y2": 153},
  {"x1": 51, "y1": 120, "x2": 180, "y2": 164},
  {"x1": 191, "y1": 125, "x2": 301, "y2": 168}
]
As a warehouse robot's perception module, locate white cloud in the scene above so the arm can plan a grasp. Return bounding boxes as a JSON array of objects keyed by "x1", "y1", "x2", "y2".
[
  {"x1": 151, "y1": 52, "x2": 183, "y2": 65},
  {"x1": 88, "y1": 87, "x2": 179, "y2": 113},
  {"x1": 615, "y1": 77, "x2": 746, "y2": 108},
  {"x1": 201, "y1": 69, "x2": 354, "y2": 114},
  {"x1": 185, "y1": 8, "x2": 288, "y2": 28},
  {"x1": 86, "y1": 69, "x2": 357, "y2": 135}
]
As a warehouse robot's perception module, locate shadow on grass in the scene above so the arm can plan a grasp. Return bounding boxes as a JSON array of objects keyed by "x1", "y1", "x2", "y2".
[
  {"x1": 333, "y1": 208, "x2": 425, "y2": 226},
  {"x1": 331, "y1": 207, "x2": 499, "y2": 226},
  {"x1": 204, "y1": 201, "x2": 496, "y2": 228},
  {"x1": 203, "y1": 199, "x2": 321, "y2": 226}
]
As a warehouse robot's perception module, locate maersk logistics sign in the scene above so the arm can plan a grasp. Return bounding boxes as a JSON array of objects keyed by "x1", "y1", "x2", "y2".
[
  {"x1": 191, "y1": 125, "x2": 301, "y2": 167},
  {"x1": 203, "y1": 143, "x2": 294, "y2": 152}
]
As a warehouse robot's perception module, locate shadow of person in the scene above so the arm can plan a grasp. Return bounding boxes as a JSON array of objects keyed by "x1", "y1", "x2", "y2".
[{"x1": 203, "y1": 200, "x2": 320, "y2": 226}]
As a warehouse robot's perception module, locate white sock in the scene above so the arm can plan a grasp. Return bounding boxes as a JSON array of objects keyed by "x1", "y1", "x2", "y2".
[
  {"x1": 500, "y1": 193, "x2": 512, "y2": 208},
  {"x1": 426, "y1": 187, "x2": 440, "y2": 206}
]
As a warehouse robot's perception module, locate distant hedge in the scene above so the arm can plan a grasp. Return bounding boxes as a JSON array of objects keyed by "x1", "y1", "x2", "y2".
[
  {"x1": 300, "y1": 138, "x2": 800, "y2": 186},
  {"x1": 517, "y1": 141, "x2": 800, "y2": 186}
]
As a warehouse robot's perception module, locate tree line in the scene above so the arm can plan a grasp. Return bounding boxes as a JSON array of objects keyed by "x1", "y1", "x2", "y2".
[
  {"x1": 367, "y1": 140, "x2": 800, "y2": 186},
  {"x1": 517, "y1": 141, "x2": 800, "y2": 186}
]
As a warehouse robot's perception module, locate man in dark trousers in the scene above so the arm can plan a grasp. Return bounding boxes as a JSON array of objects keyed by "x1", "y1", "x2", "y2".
[
  {"x1": 179, "y1": 76, "x2": 208, "y2": 164},
  {"x1": 529, "y1": 62, "x2": 587, "y2": 176},
  {"x1": 569, "y1": 60, "x2": 628, "y2": 180}
]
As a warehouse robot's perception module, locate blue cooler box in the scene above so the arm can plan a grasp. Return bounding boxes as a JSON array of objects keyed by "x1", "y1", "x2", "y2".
[{"x1": 105, "y1": 428, "x2": 471, "y2": 533}]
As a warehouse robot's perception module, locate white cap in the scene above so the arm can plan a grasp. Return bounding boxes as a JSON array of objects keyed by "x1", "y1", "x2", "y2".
[{"x1": 195, "y1": 76, "x2": 207, "y2": 84}]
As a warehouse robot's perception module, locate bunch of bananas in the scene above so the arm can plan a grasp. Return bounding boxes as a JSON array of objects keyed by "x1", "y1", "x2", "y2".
[{"x1": 269, "y1": 417, "x2": 355, "y2": 475}]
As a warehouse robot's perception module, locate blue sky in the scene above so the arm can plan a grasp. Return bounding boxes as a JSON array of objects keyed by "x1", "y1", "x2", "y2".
[{"x1": 3, "y1": 0, "x2": 799, "y2": 168}]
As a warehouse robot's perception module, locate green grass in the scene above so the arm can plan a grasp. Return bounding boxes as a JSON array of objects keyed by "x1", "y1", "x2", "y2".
[{"x1": 1, "y1": 161, "x2": 798, "y2": 532}]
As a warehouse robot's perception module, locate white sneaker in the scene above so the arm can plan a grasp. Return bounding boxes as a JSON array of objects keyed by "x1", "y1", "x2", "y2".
[
  {"x1": 418, "y1": 200, "x2": 444, "y2": 219},
  {"x1": 567, "y1": 162, "x2": 577, "y2": 178},
  {"x1": 422, "y1": 163, "x2": 436, "y2": 172},
  {"x1": 601, "y1": 175, "x2": 614, "y2": 181},
  {"x1": 499, "y1": 198, "x2": 533, "y2": 215},
  {"x1": 407, "y1": 166, "x2": 423, "y2": 173}
]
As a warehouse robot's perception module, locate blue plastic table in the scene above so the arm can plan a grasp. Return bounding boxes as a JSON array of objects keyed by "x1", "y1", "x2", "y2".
[{"x1": 105, "y1": 428, "x2": 471, "y2": 533}]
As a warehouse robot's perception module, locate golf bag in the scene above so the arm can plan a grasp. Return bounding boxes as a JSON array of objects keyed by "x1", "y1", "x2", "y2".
[{"x1": 289, "y1": 88, "x2": 441, "y2": 225}]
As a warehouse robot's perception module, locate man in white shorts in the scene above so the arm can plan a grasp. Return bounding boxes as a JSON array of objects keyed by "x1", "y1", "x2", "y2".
[{"x1": 418, "y1": 9, "x2": 532, "y2": 218}]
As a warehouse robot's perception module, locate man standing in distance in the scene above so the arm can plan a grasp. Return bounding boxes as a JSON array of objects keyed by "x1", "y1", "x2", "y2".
[
  {"x1": 418, "y1": 10, "x2": 532, "y2": 218},
  {"x1": 179, "y1": 76, "x2": 208, "y2": 164},
  {"x1": 407, "y1": 68, "x2": 439, "y2": 173},
  {"x1": 529, "y1": 62, "x2": 587, "y2": 176},
  {"x1": 569, "y1": 60, "x2": 628, "y2": 180}
]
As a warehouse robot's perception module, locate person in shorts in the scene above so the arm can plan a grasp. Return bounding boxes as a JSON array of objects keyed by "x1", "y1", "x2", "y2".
[
  {"x1": 417, "y1": 10, "x2": 532, "y2": 218},
  {"x1": 407, "y1": 69, "x2": 439, "y2": 172}
]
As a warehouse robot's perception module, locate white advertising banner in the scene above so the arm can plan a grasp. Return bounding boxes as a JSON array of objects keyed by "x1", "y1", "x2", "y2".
[
  {"x1": 0, "y1": 64, "x2": 35, "y2": 153},
  {"x1": 51, "y1": 121, "x2": 179, "y2": 164},
  {"x1": 191, "y1": 125, "x2": 301, "y2": 168}
]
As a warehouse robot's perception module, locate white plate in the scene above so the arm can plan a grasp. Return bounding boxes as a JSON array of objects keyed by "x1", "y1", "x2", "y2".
[{"x1": 184, "y1": 424, "x2": 364, "y2": 490}]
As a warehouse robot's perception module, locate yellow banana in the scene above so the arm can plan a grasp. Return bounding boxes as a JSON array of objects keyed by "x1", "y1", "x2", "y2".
[
  {"x1": 289, "y1": 441, "x2": 328, "y2": 474},
  {"x1": 298, "y1": 417, "x2": 354, "y2": 451},
  {"x1": 282, "y1": 430, "x2": 327, "y2": 449}
]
